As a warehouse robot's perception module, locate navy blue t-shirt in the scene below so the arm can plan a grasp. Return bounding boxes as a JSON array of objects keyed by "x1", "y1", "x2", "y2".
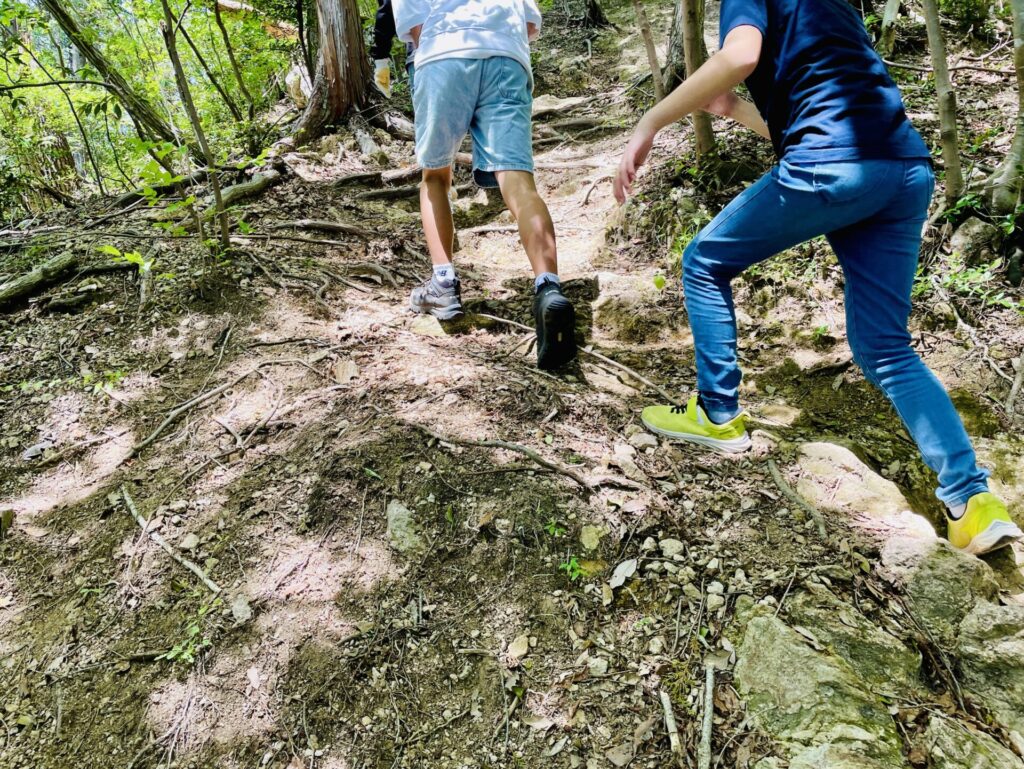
[{"x1": 720, "y1": 0, "x2": 930, "y2": 163}]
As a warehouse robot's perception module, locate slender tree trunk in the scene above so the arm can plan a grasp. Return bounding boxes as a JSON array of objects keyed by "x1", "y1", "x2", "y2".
[
  {"x1": 291, "y1": 0, "x2": 369, "y2": 146},
  {"x1": 681, "y1": 0, "x2": 715, "y2": 155},
  {"x1": 986, "y1": 0, "x2": 1024, "y2": 214},
  {"x1": 921, "y1": 0, "x2": 964, "y2": 203},
  {"x1": 159, "y1": 0, "x2": 230, "y2": 252},
  {"x1": 877, "y1": 0, "x2": 901, "y2": 57},
  {"x1": 213, "y1": 0, "x2": 257, "y2": 119},
  {"x1": 632, "y1": 0, "x2": 665, "y2": 101},
  {"x1": 295, "y1": 0, "x2": 316, "y2": 83},
  {"x1": 171, "y1": 7, "x2": 243, "y2": 121},
  {"x1": 38, "y1": 0, "x2": 181, "y2": 151}
]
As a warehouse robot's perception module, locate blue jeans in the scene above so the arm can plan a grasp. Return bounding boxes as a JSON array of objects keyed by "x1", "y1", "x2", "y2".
[
  {"x1": 683, "y1": 158, "x2": 989, "y2": 506},
  {"x1": 412, "y1": 56, "x2": 533, "y2": 189}
]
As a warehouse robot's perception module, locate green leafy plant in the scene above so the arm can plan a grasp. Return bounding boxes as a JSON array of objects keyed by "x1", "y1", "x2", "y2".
[
  {"x1": 158, "y1": 597, "x2": 222, "y2": 665},
  {"x1": 544, "y1": 517, "x2": 566, "y2": 538},
  {"x1": 559, "y1": 556, "x2": 583, "y2": 582}
]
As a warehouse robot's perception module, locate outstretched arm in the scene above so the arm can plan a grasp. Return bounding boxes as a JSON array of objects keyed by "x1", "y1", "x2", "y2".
[
  {"x1": 613, "y1": 26, "x2": 765, "y2": 203},
  {"x1": 704, "y1": 91, "x2": 770, "y2": 139}
]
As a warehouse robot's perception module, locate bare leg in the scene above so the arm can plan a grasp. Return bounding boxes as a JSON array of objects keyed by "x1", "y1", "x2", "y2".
[
  {"x1": 495, "y1": 170, "x2": 558, "y2": 276},
  {"x1": 420, "y1": 166, "x2": 455, "y2": 265}
]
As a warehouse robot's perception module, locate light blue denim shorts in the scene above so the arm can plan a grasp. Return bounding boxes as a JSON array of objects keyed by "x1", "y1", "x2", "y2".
[{"x1": 412, "y1": 56, "x2": 533, "y2": 189}]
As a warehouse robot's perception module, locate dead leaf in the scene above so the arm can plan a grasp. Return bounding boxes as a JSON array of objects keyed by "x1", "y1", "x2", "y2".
[
  {"x1": 609, "y1": 558, "x2": 637, "y2": 589},
  {"x1": 334, "y1": 359, "x2": 358, "y2": 384},
  {"x1": 605, "y1": 742, "x2": 634, "y2": 767}
]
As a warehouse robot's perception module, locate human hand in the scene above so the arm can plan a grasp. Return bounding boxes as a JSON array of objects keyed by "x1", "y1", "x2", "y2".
[
  {"x1": 373, "y1": 59, "x2": 392, "y2": 98},
  {"x1": 613, "y1": 121, "x2": 656, "y2": 204},
  {"x1": 410, "y1": 24, "x2": 422, "y2": 48}
]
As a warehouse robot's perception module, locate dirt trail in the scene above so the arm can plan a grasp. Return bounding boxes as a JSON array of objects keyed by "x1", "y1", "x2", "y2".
[{"x1": 2, "y1": 3, "x2": 1024, "y2": 769}]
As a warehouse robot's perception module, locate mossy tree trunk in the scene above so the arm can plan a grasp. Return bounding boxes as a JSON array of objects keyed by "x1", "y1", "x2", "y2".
[
  {"x1": 921, "y1": 0, "x2": 964, "y2": 204},
  {"x1": 986, "y1": 0, "x2": 1024, "y2": 215},
  {"x1": 291, "y1": 0, "x2": 369, "y2": 146}
]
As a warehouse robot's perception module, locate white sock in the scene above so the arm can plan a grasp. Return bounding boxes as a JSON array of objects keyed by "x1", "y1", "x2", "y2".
[
  {"x1": 433, "y1": 263, "x2": 456, "y2": 286},
  {"x1": 535, "y1": 272, "x2": 559, "y2": 291},
  {"x1": 947, "y1": 502, "x2": 967, "y2": 520}
]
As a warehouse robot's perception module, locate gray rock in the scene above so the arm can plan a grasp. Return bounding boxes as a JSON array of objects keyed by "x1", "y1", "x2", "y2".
[
  {"x1": 950, "y1": 217, "x2": 1002, "y2": 266},
  {"x1": 628, "y1": 432, "x2": 658, "y2": 450},
  {"x1": 787, "y1": 586, "x2": 921, "y2": 696},
  {"x1": 898, "y1": 542, "x2": 998, "y2": 648},
  {"x1": 659, "y1": 538, "x2": 685, "y2": 557},
  {"x1": 386, "y1": 500, "x2": 423, "y2": 555},
  {"x1": 957, "y1": 600, "x2": 1024, "y2": 736},
  {"x1": 920, "y1": 714, "x2": 1024, "y2": 769},
  {"x1": 734, "y1": 613, "x2": 906, "y2": 769},
  {"x1": 796, "y1": 442, "x2": 910, "y2": 518}
]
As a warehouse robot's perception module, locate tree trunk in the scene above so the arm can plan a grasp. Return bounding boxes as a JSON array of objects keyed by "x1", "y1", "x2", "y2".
[
  {"x1": 986, "y1": 0, "x2": 1024, "y2": 214},
  {"x1": 680, "y1": 0, "x2": 715, "y2": 155},
  {"x1": 921, "y1": 0, "x2": 964, "y2": 204},
  {"x1": 214, "y1": 0, "x2": 257, "y2": 119},
  {"x1": 171, "y1": 7, "x2": 243, "y2": 122},
  {"x1": 0, "y1": 252, "x2": 78, "y2": 309},
  {"x1": 295, "y1": 0, "x2": 316, "y2": 82},
  {"x1": 291, "y1": 0, "x2": 369, "y2": 146},
  {"x1": 575, "y1": 0, "x2": 610, "y2": 27},
  {"x1": 38, "y1": 0, "x2": 180, "y2": 150},
  {"x1": 159, "y1": 0, "x2": 231, "y2": 252},
  {"x1": 631, "y1": 0, "x2": 666, "y2": 101},
  {"x1": 877, "y1": 0, "x2": 901, "y2": 57}
]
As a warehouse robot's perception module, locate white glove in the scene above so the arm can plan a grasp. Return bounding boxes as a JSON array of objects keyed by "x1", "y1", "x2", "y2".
[{"x1": 373, "y1": 58, "x2": 392, "y2": 99}]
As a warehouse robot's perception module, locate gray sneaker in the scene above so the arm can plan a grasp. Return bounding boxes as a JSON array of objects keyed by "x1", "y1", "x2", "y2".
[{"x1": 410, "y1": 276, "x2": 463, "y2": 320}]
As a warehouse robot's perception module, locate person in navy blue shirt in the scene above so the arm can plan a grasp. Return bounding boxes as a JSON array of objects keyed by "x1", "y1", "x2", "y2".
[{"x1": 614, "y1": 0, "x2": 1021, "y2": 555}]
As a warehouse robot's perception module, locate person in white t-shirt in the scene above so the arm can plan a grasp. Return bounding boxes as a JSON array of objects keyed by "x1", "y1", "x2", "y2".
[{"x1": 395, "y1": 0, "x2": 577, "y2": 371}]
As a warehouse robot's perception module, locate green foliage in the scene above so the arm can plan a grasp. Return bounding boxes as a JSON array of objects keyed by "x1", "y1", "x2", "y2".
[
  {"x1": 158, "y1": 596, "x2": 223, "y2": 665},
  {"x1": 544, "y1": 517, "x2": 566, "y2": 538},
  {"x1": 0, "y1": 0, "x2": 292, "y2": 218},
  {"x1": 558, "y1": 555, "x2": 583, "y2": 582},
  {"x1": 938, "y1": 0, "x2": 989, "y2": 29}
]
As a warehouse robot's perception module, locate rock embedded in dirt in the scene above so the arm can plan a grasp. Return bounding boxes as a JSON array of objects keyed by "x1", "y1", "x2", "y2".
[
  {"x1": 950, "y1": 216, "x2": 1002, "y2": 266},
  {"x1": 580, "y1": 525, "x2": 604, "y2": 551},
  {"x1": 786, "y1": 586, "x2": 921, "y2": 695},
  {"x1": 659, "y1": 538, "x2": 684, "y2": 558},
  {"x1": 386, "y1": 500, "x2": 423, "y2": 555},
  {"x1": 796, "y1": 442, "x2": 910, "y2": 518},
  {"x1": 628, "y1": 432, "x2": 658, "y2": 450},
  {"x1": 178, "y1": 532, "x2": 200, "y2": 551},
  {"x1": 507, "y1": 634, "x2": 530, "y2": 662},
  {"x1": 884, "y1": 540, "x2": 999, "y2": 648},
  {"x1": 733, "y1": 612, "x2": 907, "y2": 769},
  {"x1": 919, "y1": 714, "x2": 1024, "y2": 769},
  {"x1": 956, "y1": 600, "x2": 1024, "y2": 736}
]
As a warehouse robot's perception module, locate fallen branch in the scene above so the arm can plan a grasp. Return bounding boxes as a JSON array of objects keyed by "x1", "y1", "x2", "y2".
[
  {"x1": 409, "y1": 422, "x2": 589, "y2": 488},
  {"x1": 461, "y1": 224, "x2": 520, "y2": 236},
  {"x1": 475, "y1": 312, "x2": 681, "y2": 405},
  {"x1": 697, "y1": 664, "x2": 715, "y2": 769},
  {"x1": 766, "y1": 458, "x2": 827, "y2": 539},
  {"x1": 660, "y1": 690, "x2": 684, "y2": 767},
  {"x1": 130, "y1": 358, "x2": 320, "y2": 457},
  {"x1": 355, "y1": 182, "x2": 473, "y2": 202},
  {"x1": 583, "y1": 174, "x2": 614, "y2": 205},
  {"x1": 202, "y1": 168, "x2": 282, "y2": 219},
  {"x1": 0, "y1": 251, "x2": 79, "y2": 308},
  {"x1": 268, "y1": 219, "x2": 374, "y2": 239},
  {"x1": 883, "y1": 58, "x2": 1013, "y2": 76},
  {"x1": 381, "y1": 153, "x2": 472, "y2": 184},
  {"x1": 118, "y1": 486, "x2": 221, "y2": 594}
]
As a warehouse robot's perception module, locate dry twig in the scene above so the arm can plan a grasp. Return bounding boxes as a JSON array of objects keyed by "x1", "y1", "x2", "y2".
[
  {"x1": 766, "y1": 458, "x2": 827, "y2": 539},
  {"x1": 118, "y1": 486, "x2": 221, "y2": 594}
]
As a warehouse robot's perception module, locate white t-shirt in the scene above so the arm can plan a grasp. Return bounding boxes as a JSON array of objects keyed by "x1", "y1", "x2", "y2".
[{"x1": 392, "y1": 0, "x2": 542, "y2": 75}]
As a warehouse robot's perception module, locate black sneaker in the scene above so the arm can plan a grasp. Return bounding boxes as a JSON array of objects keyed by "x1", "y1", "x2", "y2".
[
  {"x1": 410, "y1": 276, "x2": 463, "y2": 320},
  {"x1": 533, "y1": 281, "x2": 577, "y2": 370}
]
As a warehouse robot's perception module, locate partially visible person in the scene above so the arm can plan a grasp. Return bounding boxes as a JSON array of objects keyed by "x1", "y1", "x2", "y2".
[
  {"x1": 612, "y1": 0, "x2": 1022, "y2": 555},
  {"x1": 392, "y1": 0, "x2": 577, "y2": 370},
  {"x1": 371, "y1": 0, "x2": 414, "y2": 98}
]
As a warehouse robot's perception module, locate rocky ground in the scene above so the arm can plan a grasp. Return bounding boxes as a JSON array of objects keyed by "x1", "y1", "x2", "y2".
[{"x1": 1, "y1": 1, "x2": 1023, "y2": 768}]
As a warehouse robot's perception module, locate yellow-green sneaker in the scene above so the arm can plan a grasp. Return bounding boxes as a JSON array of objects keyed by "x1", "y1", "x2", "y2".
[
  {"x1": 948, "y1": 492, "x2": 1023, "y2": 555},
  {"x1": 641, "y1": 395, "x2": 751, "y2": 454}
]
